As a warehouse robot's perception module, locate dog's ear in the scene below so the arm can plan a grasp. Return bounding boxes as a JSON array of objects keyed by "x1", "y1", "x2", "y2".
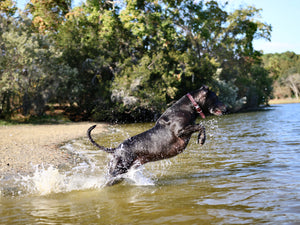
[
  {"x1": 200, "y1": 85, "x2": 209, "y2": 98},
  {"x1": 201, "y1": 85, "x2": 209, "y2": 92},
  {"x1": 194, "y1": 85, "x2": 209, "y2": 103}
]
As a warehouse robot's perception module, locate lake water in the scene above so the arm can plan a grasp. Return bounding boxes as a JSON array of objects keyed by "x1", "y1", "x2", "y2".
[{"x1": 1, "y1": 103, "x2": 300, "y2": 224}]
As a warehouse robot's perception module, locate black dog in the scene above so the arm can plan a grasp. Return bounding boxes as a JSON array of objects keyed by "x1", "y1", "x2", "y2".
[{"x1": 87, "y1": 85, "x2": 226, "y2": 185}]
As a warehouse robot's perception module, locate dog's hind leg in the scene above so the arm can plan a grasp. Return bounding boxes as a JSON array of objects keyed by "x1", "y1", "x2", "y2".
[
  {"x1": 105, "y1": 157, "x2": 127, "y2": 186},
  {"x1": 106, "y1": 152, "x2": 136, "y2": 186}
]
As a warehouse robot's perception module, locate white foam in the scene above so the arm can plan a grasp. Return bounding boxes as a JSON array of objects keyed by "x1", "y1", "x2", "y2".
[
  {"x1": 17, "y1": 164, "x2": 107, "y2": 196},
  {"x1": 11, "y1": 162, "x2": 157, "y2": 196},
  {"x1": 124, "y1": 166, "x2": 155, "y2": 186}
]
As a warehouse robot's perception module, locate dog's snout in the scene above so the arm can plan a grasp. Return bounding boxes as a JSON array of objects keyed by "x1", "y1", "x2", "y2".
[{"x1": 219, "y1": 103, "x2": 227, "y2": 113}]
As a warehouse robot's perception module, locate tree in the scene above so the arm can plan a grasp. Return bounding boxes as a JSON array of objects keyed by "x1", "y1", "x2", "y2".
[
  {"x1": 1, "y1": 0, "x2": 274, "y2": 121},
  {"x1": 286, "y1": 73, "x2": 300, "y2": 99},
  {"x1": 0, "y1": 14, "x2": 77, "y2": 118},
  {"x1": 114, "y1": 0, "x2": 183, "y2": 106},
  {"x1": 0, "y1": 0, "x2": 17, "y2": 18},
  {"x1": 262, "y1": 52, "x2": 300, "y2": 100},
  {"x1": 27, "y1": 0, "x2": 71, "y2": 33},
  {"x1": 54, "y1": 0, "x2": 132, "y2": 120},
  {"x1": 89, "y1": 0, "x2": 272, "y2": 119}
]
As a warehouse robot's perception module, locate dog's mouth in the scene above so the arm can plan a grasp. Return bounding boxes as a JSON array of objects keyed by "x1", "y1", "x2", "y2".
[
  {"x1": 210, "y1": 105, "x2": 226, "y2": 116},
  {"x1": 211, "y1": 109, "x2": 223, "y2": 116}
]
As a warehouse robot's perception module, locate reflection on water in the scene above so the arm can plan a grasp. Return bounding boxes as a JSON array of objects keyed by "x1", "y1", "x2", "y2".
[{"x1": 1, "y1": 104, "x2": 300, "y2": 224}]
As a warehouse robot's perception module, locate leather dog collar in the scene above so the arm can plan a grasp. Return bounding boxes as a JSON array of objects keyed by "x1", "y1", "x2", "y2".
[{"x1": 186, "y1": 93, "x2": 206, "y2": 119}]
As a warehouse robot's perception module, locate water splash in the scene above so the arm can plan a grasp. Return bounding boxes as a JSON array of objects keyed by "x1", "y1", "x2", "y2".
[
  {"x1": 16, "y1": 164, "x2": 107, "y2": 196},
  {"x1": 14, "y1": 164, "x2": 155, "y2": 196},
  {"x1": 2, "y1": 160, "x2": 156, "y2": 197},
  {"x1": 125, "y1": 166, "x2": 155, "y2": 186},
  {"x1": 1, "y1": 123, "x2": 176, "y2": 197}
]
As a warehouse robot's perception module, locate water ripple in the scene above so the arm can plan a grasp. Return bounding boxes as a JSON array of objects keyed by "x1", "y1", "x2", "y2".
[{"x1": 1, "y1": 104, "x2": 300, "y2": 225}]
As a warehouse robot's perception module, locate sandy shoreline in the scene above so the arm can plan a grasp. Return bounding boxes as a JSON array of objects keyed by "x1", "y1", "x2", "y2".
[
  {"x1": 268, "y1": 98, "x2": 300, "y2": 105},
  {"x1": 0, "y1": 122, "x2": 106, "y2": 179}
]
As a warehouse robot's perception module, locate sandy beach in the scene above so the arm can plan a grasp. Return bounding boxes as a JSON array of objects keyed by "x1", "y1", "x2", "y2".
[{"x1": 0, "y1": 122, "x2": 106, "y2": 178}]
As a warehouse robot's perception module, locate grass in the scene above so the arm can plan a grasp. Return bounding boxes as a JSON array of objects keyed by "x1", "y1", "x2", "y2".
[
  {"x1": 0, "y1": 113, "x2": 71, "y2": 126},
  {"x1": 0, "y1": 120, "x2": 16, "y2": 126}
]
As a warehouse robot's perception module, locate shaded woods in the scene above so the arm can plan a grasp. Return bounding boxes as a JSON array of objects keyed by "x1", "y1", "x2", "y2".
[{"x1": 0, "y1": 0, "x2": 274, "y2": 122}]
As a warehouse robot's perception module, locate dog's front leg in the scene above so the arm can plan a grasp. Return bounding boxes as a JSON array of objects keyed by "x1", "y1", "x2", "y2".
[
  {"x1": 197, "y1": 125, "x2": 206, "y2": 145},
  {"x1": 177, "y1": 124, "x2": 206, "y2": 145}
]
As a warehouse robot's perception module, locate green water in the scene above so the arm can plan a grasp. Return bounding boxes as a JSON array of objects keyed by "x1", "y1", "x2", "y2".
[{"x1": 1, "y1": 104, "x2": 300, "y2": 224}]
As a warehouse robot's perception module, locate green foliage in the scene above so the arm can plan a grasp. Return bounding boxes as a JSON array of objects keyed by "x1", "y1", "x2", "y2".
[
  {"x1": 0, "y1": 14, "x2": 77, "y2": 118},
  {"x1": 1, "y1": 0, "x2": 274, "y2": 122},
  {"x1": 27, "y1": 0, "x2": 71, "y2": 33},
  {"x1": 0, "y1": 0, "x2": 17, "y2": 17},
  {"x1": 263, "y1": 52, "x2": 300, "y2": 78}
]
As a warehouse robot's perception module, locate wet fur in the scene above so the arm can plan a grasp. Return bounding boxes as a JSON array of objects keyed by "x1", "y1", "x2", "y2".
[{"x1": 87, "y1": 86, "x2": 226, "y2": 185}]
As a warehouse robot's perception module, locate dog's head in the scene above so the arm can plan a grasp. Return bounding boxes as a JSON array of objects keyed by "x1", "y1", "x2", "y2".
[{"x1": 194, "y1": 85, "x2": 226, "y2": 116}]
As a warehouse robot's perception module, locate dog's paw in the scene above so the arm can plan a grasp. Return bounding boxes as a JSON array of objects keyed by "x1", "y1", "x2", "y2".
[{"x1": 197, "y1": 131, "x2": 206, "y2": 145}]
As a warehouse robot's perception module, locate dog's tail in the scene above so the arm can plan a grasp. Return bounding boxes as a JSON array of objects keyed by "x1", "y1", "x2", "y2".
[{"x1": 87, "y1": 125, "x2": 115, "y2": 153}]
